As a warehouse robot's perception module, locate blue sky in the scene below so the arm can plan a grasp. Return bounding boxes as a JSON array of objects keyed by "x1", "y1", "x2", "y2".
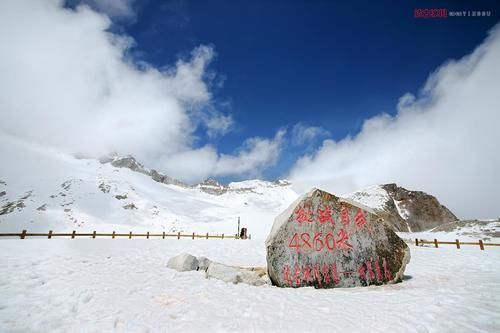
[{"x1": 109, "y1": 0, "x2": 500, "y2": 180}]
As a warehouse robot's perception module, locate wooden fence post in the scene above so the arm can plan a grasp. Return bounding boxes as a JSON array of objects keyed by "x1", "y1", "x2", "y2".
[
  {"x1": 222, "y1": 233, "x2": 224, "y2": 239},
  {"x1": 48, "y1": 230, "x2": 53, "y2": 239},
  {"x1": 434, "y1": 239, "x2": 438, "y2": 248},
  {"x1": 192, "y1": 232, "x2": 195, "y2": 240},
  {"x1": 147, "y1": 232, "x2": 150, "y2": 239},
  {"x1": 112, "y1": 231, "x2": 116, "y2": 239},
  {"x1": 177, "y1": 232, "x2": 180, "y2": 240},
  {"x1": 71, "y1": 230, "x2": 76, "y2": 239},
  {"x1": 92, "y1": 231, "x2": 96, "y2": 239},
  {"x1": 20, "y1": 230, "x2": 27, "y2": 239},
  {"x1": 479, "y1": 240, "x2": 484, "y2": 250},
  {"x1": 129, "y1": 231, "x2": 132, "y2": 239},
  {"x1": 456, "y1": 239, "x2": 460, "y2": 249},
  {"x1": 162, "y1": 232, "x2": 165, "y2": 239},
  {"x1": 206, "y1": 232, "x2": 209, "y2": 239},
  {"x1": 415, "y1": 238, "x2": 418, "y2": 246}
]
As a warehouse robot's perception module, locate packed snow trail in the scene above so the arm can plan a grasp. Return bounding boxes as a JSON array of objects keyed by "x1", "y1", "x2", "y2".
[{"x1": 0, "y1": 239, "x2": 499, "y2": 332}]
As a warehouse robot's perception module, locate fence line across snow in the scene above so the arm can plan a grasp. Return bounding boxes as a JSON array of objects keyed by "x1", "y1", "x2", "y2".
[
  {"x1": 0, "y1": 230, "x2": 250, "y2": 240},
  {"x1": 410, "y1": 238, "x2": 500, "y2": 250}
]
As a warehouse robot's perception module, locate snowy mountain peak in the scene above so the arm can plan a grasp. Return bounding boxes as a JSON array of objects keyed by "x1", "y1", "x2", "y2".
[{"x1": 345, "y1": 183, "x2": 458, "y2": 232}]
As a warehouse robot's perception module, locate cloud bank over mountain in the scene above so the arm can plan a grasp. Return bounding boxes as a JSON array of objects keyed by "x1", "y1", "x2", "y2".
[
  {"x1": 289, "y1": 24, "x2": 500, "y2": 219},
  {"x1": 0, "y1": 0, "x2": 283, "y2": 183}
]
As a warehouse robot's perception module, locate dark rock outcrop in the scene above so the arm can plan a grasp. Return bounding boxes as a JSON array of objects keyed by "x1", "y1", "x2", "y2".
[
  {"x1": 347, "y1": 184, "x2": 458, "y2": 232},
  {"x1": 382, "y1": 184, "x2": 458, "y2": 232}
]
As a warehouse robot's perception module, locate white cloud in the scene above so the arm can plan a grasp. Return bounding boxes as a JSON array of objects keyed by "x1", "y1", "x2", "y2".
[
  {"x1": 291, "y1": 123, "x2": 330, "y2": 146},
  {"x1": 213, "y1": 129, "x2": 286, "y2": 177},
  {"x1": 0, "y1": 0, "x2": 283, "y2": 183},
  {"x1": 78, "y1": 0, "x2": 136, "y2": 19},
  {"x1": 289, "y1": 24, "x2": 500, "y2": 219},
  {"x1": 159, "y1": 129, "x2": 286, "y2": 181}
]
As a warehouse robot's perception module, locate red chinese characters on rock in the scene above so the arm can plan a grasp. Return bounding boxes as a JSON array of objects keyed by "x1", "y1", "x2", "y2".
[
  {"x1": 335, "y1": 229, "x2": 353, "y2": 252},
  {"x1": 354, "y1": 208, "x2": 367, "y2": 229},
  {"x1": 357, "y1": 258, "x2": 393, "y2": 285},
  {"x1": 281, "y1": 262, "x2": 341, "y2": 287},
  {"x1": 295, "y1": 206, "x2": 313, "y2": 223},
  {"x1": 281, "y1": 258, "x2": 393, "y2": 287},
  {"x1": 288, "y1": 229, "x2": 353, "y2": 253},
  {"x1": 283, "y1": 265, "x2": 292, "y2": 285},
  {"x1": 318, "y1": 205, "x2": 333, "y2": 224},
  {"x1": 340, "y1": 205, "x2": 350, "y2": 226}
]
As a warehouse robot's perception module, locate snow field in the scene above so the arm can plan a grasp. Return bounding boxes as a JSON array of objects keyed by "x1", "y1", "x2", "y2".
[{"x1": 0, "y1": 239, "x2": 499, "y2": 332}]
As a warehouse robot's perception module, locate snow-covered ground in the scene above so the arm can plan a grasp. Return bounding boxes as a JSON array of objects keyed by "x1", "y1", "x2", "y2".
[{"x1": 1, "y1": 238, "x2": 499, "y2": 332}]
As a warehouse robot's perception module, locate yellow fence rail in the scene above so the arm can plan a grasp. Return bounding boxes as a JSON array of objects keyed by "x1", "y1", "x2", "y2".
[
  {"x1": 0, "y1": 230, "x2": 250, "y2": 240},
  {"x1": 410, "y1": 238, "x2": 500, "y2": 250}
]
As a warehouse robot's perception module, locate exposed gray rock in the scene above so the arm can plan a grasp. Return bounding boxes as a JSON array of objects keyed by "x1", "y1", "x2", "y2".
[
  {"x1": 115, "y1": 194, "x2": 127, "y2": 200},
  {"x1": 150, "y1": 169, "x2": 188, "y2": 187},
  {"x1": 0, "y1": 191, "x2": 32, "y2": 215},
  {"x1": 205, "y1": 262, "x2": 271, "y2": 286},
  {"x1": 61, "y1": 180, "x2": 72, "y2": 191},
  {"x1": 36, "y1": 204, "x2": 47, "y2": 211},
  {"x1": 197, "y1": 178, "x2": 228, "y2": 195},
  {"x1": 382, "y1": 183, "x2": 457, "y2": 232},
  {"x1": 98, "y1": 183, "x2": 110, "y2": 193},
  {"x1": 0, "y1": 200, "x2": 25, "y2": 215},
  {"x1": 0, "y1": 191, "x2": 6, "y2": 198},
  {"x1": 347, "y1": 183, "x2": 458, "y2": 232},
  {"x1": 166, "y1": 254, "x2": 270, "y2": 286},
  {"x1": 122, "y1": 203, "x2": 137, "y2": 210},
  {"x1": 167, "y1": 253, "x2": 199, "y2": 272},
  {"x1": 266, "y1": 188, "x2": 410, "y2": 288},
  {"x1": 100, "y1": 154, "x2": 191, "y2": 188},
  {"x1": 197, "y1": 256, "x2": 212, "y2": 271},
  {"x1": 110, "y1": 155, "x2": 150, "y2": 175}
]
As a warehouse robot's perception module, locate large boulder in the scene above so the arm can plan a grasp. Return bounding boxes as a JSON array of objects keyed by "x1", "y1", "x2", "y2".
[{"x1": 266, "y1": 188, "x2": 410, "y2": 288}]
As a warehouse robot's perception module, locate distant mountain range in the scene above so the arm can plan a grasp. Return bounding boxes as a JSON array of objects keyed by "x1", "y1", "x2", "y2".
[{"x1": 3, "y1": 135, "x2": 493, "y2": 239}]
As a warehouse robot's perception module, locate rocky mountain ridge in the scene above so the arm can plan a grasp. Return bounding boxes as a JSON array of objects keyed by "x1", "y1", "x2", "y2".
[
  {"x1": 346, "y1": 184, "x2": 458, "y2": 232},
  {"x1": 99, "y1": 154, "x2": 291, "y2": 195}
]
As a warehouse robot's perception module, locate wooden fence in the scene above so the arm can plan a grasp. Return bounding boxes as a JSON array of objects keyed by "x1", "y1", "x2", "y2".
[
  {"x1": 0, "y1": 230, "x2": 250, "y2": 240},
  {"x1": 411, "y1": 238, "x2": 500, "y2": 250}
]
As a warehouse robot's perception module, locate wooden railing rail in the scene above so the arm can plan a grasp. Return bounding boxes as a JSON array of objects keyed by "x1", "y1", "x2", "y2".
[
  {"x1": 0, "y1": 230, "x2": 251, "y2": 240},
  {"x1": 411, "y1": 238, "x2": 499, "y2": 250}
]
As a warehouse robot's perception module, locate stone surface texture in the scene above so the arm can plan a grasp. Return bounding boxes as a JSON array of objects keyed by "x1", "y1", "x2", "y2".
[{"x1": 266, "y1": 188, "x2": 410, "y2": 288}]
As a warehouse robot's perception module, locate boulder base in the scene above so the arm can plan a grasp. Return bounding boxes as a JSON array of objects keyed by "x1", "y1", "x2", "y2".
[
  {"x1": 206, "y1": 263, "x2": 270, "y2": 286},
  {"x1": 266, "y1": 188, "x2": 410, "y2": 288}
]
